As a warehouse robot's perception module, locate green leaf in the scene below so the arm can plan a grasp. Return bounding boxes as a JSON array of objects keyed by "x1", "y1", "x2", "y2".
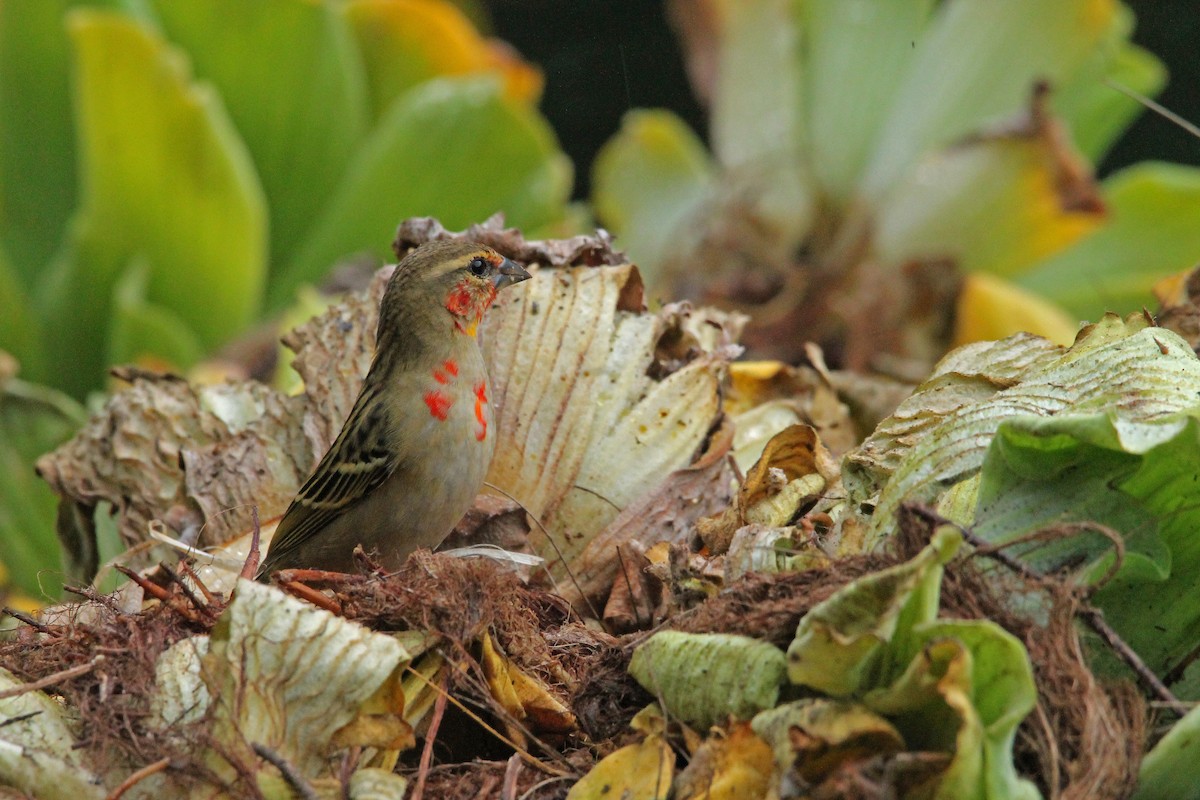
[
  {"x1": 1133, "y1": 703, "x2": 1200, "y2": 800},
  {"x1": 591, "y1": 109, "x2": 713, "y2": 282},
  {"x1": 973, "y1": 414, "x2": 1200, "y2": 694},
  {"x1": 344, "y1": 0, "x2": 541, "y2": 121},
  {"x1": 1018, "y1": 163, "x2": 1200, "y2": 318},
  {"x1": 860, "y1": 0, "x2": 1117, "y2": 199},
  {"x1": 628, "y1": 631, "x2": 786, "y2": 729},
  {"x1": 109, "y1": 260, "x2": 205, "y2": 370},
  {"x1": 865, "y1": 621, "x2": 1039, "y2": 800},
  {"x1": 0, "y1": 374, "x2": 86, "y2": 601},
  {"x1": 1053, "y1": 4, "x2": 1165, "y2": 162},
  {"x1": 874, "y1": 119, "x2": 1105, "y2": 279},
  {"x1": 41, "y1": 9, "x2": 267, "y2": 397},
  {"x1": 279, "y1": 77, "x2": 570, "y2": 307},
  {"x1": 974, "y1": 415, "x2": 1170, "y2": 583},
  {"x1": 1056, "y1": 43, "x2": 1166, "y2": 162},
  {"x1": 786, "y1": 527, "x2": 960, "y2": 696},
  {"x1": 710, "y1": 0, "x2": 804, "y2": 171},
  {"x1": 152, "y1": 0, "x2": 369, "y2": 271},
  {"x1": 0, "y1": 0, "x2": 78, "y2": 280},
  {"x1": 802, "y1": 0, "x2": 935, "y2": 206},
  {"x1": 0, "y1": 242, "x2": 45, "y2": 382}
]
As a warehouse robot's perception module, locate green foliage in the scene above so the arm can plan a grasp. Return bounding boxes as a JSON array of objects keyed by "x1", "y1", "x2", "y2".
[
  {"x1": 0, "y1": 0, "x2": 571, "y2": 398},
  {"x1": 975, "y1": 415, "x2": 1200, "y2": 696},
  {"x1": 0, "y1": 373, "x2": 86, "y2": 601}
]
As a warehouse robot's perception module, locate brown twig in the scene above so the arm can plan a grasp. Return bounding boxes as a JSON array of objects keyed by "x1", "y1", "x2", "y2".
[
  {"x1": 501, "y1": 753, "x2": 522, "y2": 800},
  {"x1": 113, "y1": 566, "x2": 172, "y2": 603},
  {"x1": 0, "y1": 656, "x2": 104, "y2": 699},
  {"x1": 410, "y1": 671, "x2": 451, "y2": 800},
  {"x1": 274, "y1": 568, "x2": 367, "y2": 585},
  {"x1": 177, "y1": 560, "x2": 218, "y2": 606},
  {"x1": 252, "y1": 743, "x2": 318, "y2": 800},
  {"x1": 106, "y1": 757, "x2": 171, "y2": 800},
  {"x1": 2, "y1": 608, "x2": 53, "y2": 633},
  {"x1": 279, "y1": 581, "x2": 343, "y2": 615},
  {"x1": 159, "y1": 562, "x2": 213, "y2": 616},
  {"x1": 1077, "y1": 606, "x2": 1188, "y2": 717}
]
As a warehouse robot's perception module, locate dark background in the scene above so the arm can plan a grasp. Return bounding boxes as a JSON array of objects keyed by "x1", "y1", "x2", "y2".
[{"x1": 489, "y1": 0, "x2": 1200, "y2": 198}]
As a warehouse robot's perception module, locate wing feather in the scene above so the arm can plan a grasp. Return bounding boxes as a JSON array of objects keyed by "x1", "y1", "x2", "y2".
[{"x1": 258, "y1": 383, "x2": 397, "y2": 576}]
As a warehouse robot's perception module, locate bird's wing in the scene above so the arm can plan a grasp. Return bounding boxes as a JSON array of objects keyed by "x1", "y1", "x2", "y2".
[{"x1": 258, "y1": 382, "x2": 398, "y2": 576}]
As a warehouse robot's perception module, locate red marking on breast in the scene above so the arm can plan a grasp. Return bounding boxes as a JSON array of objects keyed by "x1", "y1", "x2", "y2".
[
  {"x1": 443, "y1": 359, "x2": 459, "y2": 376},
  {"x1": 473, "y1": 382, "x2": 489, "y2": 441},
  {"x1": 432, "y1": 369, "x2": 449, "y2": 384},
  {"x1": 423, "y1": 390, "x2": 453, "y2": 421}
]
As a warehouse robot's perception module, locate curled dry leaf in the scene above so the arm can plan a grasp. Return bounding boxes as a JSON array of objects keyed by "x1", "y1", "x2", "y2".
[
  {"x1": 697, "y1": 424, "x2": 837, "y2": 556},
  {"x1": 394, "y1": 213, "x2": 627, "y2": 268},
  {"x1": 36, "y1": 368, "x2": 309, "y2": 577}
]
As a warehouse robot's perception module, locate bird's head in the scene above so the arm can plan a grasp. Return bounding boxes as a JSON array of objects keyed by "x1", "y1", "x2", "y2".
[{"x1": 379, "y1": 240, "x2": 531, "y2": 341}]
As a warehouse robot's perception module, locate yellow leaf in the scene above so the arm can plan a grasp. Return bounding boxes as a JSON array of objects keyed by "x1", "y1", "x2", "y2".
[
  {"x1": 953, "y1": 272, "x2": 1079, "y2": 347},
  {"x1": 876, "y1": 88, "x2": 1105, "y2": 279},
  {"x1": 480, "y1": 633, "x2": 577, "y2": 740},
  {"x1": 567, "y1": 734, "x2": 674, "y2": 800},
  {"x1": 676, "y1": 722, "x2": 774, "y2": 800},
  {"x1": 346, "y1": 0, "x2": 542, "y2": 119}
]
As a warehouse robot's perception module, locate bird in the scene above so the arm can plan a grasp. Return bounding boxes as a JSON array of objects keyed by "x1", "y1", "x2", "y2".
[{"x1": 257, "y1": 239, "x2": 531, "y2": 579}]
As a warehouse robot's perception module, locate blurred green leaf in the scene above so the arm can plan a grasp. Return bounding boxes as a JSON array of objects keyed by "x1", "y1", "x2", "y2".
[
  {"x1": 152, "y1": 0, "x2": 369, "y2": 271},
  {"x1": 1056, "y1": 43, "x2": 1166, "y2": 163},
  {"x1": 109, "y1": 260, "x2": 205, "y2": 370},
  {"x1": 1053, "y1": 4, "x2": 1166, "y2": 162},
  {"x1": 875, "y1": 124, "x2": 1105, "y2": 279},
  {"x1": 41, "y1": 9, "x2": 267, "y2": 396},
  {"x1": 591, "y1": 109, "x2": 712, "y2": 281},
  {"x1": 279, "y1": 77, "x2": 570, "y2": 306},
  {"x1": 803, "y1": 0, "x2": 935, "y2": 206},
  {"x1": 1133, "y1": 703, "x2": 1200, "y2": 800},
  {"x1": 0, "y1": 243, "x2": 45, "y2": 382},
  {"x1": 1018, "y1": 163, "x2": 1200, "y2": 317},
  {"x1": 710, "y1": 0, "x2": 804, "y2": 171},
  {"x1": 0, "y1": 374, "x2": 86, "y2": 601},
  {"x1": 345, "y1": 0, "x2": 542, "y2": 121},
  {"x1": 860, "y1": 0, "x2": 1117, "y2": 199},
  {"x1": 0, "y1": 0, "x2": 78, "y2": 279}
]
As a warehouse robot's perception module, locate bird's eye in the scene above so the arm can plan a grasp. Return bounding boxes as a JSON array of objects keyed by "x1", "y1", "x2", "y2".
[{"x1": 468, "y1": 256, "x2": 489, "y2": 276}]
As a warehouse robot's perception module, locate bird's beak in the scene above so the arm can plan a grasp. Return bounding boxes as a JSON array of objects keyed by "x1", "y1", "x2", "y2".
[{"x1": 493, "y1": 258, "x2": 531, "y2": 290}]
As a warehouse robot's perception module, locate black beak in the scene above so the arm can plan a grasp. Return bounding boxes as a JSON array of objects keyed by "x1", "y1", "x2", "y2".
[{"x1": 493, "y1": 257, "x2": 531, "y2": 290}]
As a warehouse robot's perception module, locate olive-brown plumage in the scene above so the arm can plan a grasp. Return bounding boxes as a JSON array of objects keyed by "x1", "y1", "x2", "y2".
[{"x1": 257, "y1": 240, "x2": 530, "y2": 578}]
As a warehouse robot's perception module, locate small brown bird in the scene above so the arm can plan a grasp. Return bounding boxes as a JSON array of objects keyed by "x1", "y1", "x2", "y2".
[{"x1": 257, "y1": 240, "x2": 530, "y2": 579}]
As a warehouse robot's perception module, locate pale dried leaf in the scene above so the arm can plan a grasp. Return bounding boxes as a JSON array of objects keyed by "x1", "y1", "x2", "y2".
[
  {"x1": 198, "y1": 580, "x2": 410, "y2": 787},
  {"x1": 0, "y1": 668, "x2": 103, "y2": 799}
]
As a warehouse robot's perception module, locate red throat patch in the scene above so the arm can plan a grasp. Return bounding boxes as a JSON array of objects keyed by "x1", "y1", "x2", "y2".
[{"x1": 445, "y1": 278, "x2": 498, "y2": 335}]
